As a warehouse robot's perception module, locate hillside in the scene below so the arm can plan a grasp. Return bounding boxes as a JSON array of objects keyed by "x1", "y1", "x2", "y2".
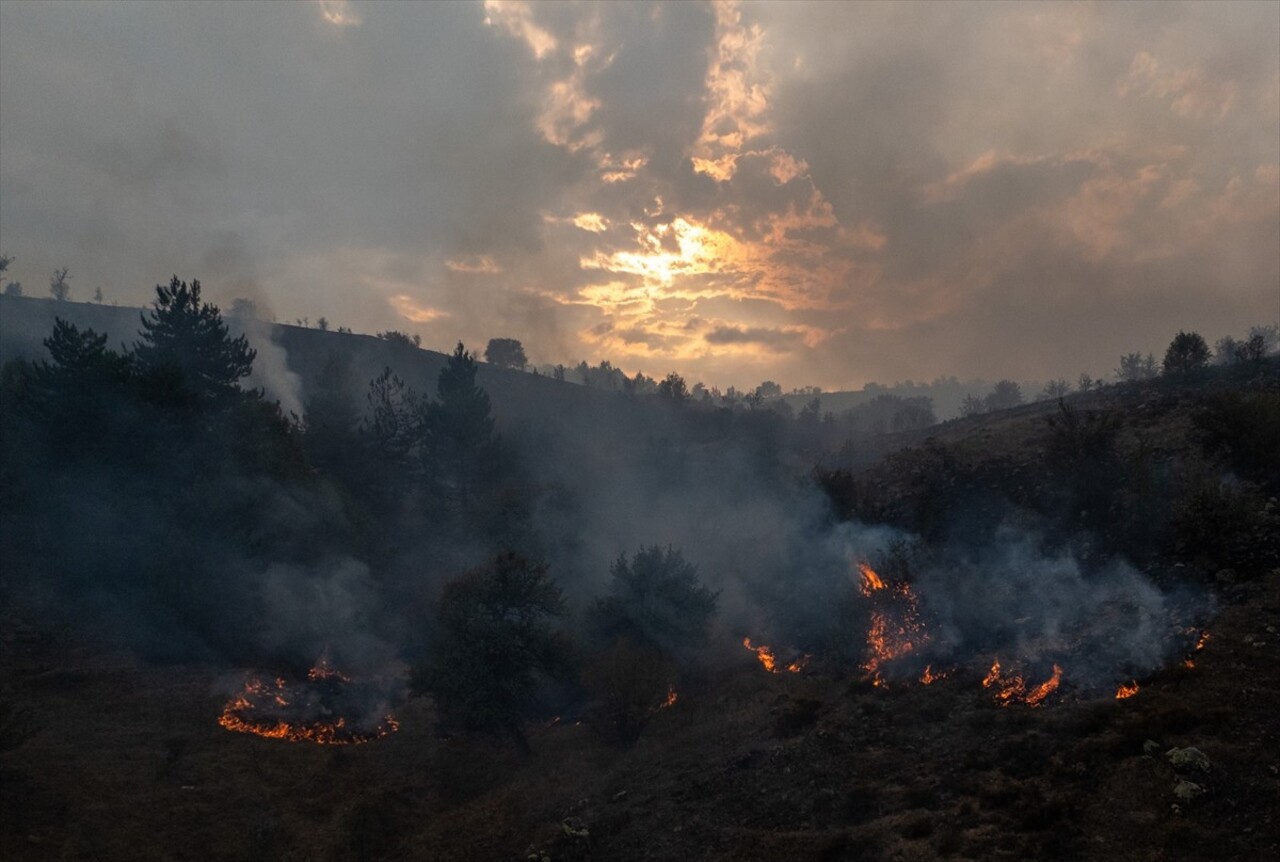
[{"x1": 2, "y1": 346, "x2": 1277, "y2": 861}]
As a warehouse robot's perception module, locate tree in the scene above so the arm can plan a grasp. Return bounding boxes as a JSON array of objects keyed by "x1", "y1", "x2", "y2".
[
  {"x1": 1214, "y1": 335, "x2": 1241, "y2": 365},
  {"x1": 421, "y1": 342, "x2": 497, "y2": 515},
  {"x1": 484, "y1": 338, "x2": 527, "y2": 370},
  {"x1": 1162, "y1": 331, "x2": 1210, "y2": 376},
  {"x1": 0, "y1": 254, "x2": 17, "y2": 296},
  {"x1": 414, "y1": 553, "x2": 569, "y2": 751},
  {"x1": 377, "y1": 330, "x2": 420, "y2": 349},
  {"x1": 1077, "y1": 372, "x2": 1095, "y2": 392},
  {"x1": 755, "y1": 380, "x2": 782, "y2": 399},
  {"x1": 959, "y1": 394, "x2": 985, "y2": 417},
  {"x1": 984, "y1": 380, "x2": 1023, "y2": 412},
  {"x1": 1039, "y1": 379, "x2": 1070, "y2": 401},
  {"x1": 1116, "y1": 352, "x2": 1158, "y2": 382},
  {"x1": 133, "y1": 276, "x2": 256, "y2": 406},
  {"x1": 588, "y1": 546, "x2": 718, "y2": 657},
  {"x1": 316, "y1": 316, "x2": 329, "y2": 332},
  {"x1": 656, "y1": 372, "x2": 689, "y2": 405},
  {"x1": 49, "y1": 267, "x2": 71, "y2": 301},
  {"x1": 92, "y1": 287, "x2": 104, "y2": 303}
]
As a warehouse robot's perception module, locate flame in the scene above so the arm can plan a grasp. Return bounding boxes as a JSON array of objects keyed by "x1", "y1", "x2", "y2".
[
  {"x1": 1024, "y1": 664, "x2": 1063, "y2": 707},
  {"x1": 982, "y1": 657, "x2": 1063, "y2": 708},
  {"x1": 857, "y1": 562, "x2": 886, "y2": 595},
  {"x1": 219, "y1": 659, "x2": 399, "y2": 745},
  {"x1": 661, "y1": 686, "x2": 678, "y2": 709},
  {"x1": 857, "y1": 563, "x2": 926, "y2": 687},
  {"x1": 1182, "y1": 629, "x2": 1211, "y2": 668},
  {"x1": 1115, "y1": 680, "x2": 1140, "y2": 699},
  {"x1": 919, "y1": 664, "x2": 948, "y2": 685},
  {"x1": 743, "y1": 637, "x2": 809, "y2": 673}
]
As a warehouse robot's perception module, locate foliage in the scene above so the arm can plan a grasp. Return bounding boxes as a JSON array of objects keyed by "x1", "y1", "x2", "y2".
[
  {"x1": 484, "y1": 338, "x2": 527, "y2": 370},
  {"x1": 1193, "y1": 392, "x2": 1280, "y2": 485},
  {"x1": 984, "y1": 380, "x2": 1024, "y2": 411},
  {"x1": 582, "y1": 638, "x2": 676, "y2": 746},
  {"x1": 1039, "y1": 379, "x2": 1071, "y2": 401},
  {"x1": 376, "y1": 330, "x2": 420, "y2": 349},
  {"x1": 589, "y1": 546, "x2": 718, "y2": 657},
  {"x1": 1116, "y1": 352, "x2": 1158, "y2": 382},
  {"x1": 415, "y1": 553, "x2": 569, "y2": 749},
  {"x1": 657, "y1": 372, "x2": 689, "y2": 405},
  {"x1": 1162, "y1": 331, "x2": 1210, "y2": 376},
  {"x1": 133, "y1": 276, "x2": 256, "y2": 407},
  {"x1": 421, "y1": 343, "x2": 497, "y2": 516},
  {"x1": 48, "y1": 266, "x2": 71, "y2": 301}
]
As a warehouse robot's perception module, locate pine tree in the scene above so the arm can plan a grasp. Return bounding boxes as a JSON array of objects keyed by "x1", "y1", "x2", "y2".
[
  {"x1": 133, "y1": 276, "x2": 256, "y2": 407},
  {"x1": 422, "y1": 343, "x2": 496, "y2": 514}
]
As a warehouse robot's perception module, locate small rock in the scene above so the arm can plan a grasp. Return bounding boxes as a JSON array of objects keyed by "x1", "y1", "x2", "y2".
[
  {"x1": 1167, "y1": 746, "x2": 1211, "y2": 772},
  {"x1": 611, "y1": 790, "x2": 627, "y2": 802},
  {"x1": 1143, "y1": 739, "x2": 1162, "y2": 755},
  {"x1": 1215, "y1": 569, "x2": 1238, "y2": 585},
  {"x1": 561, "y1": 817, "x2": 589, "y2": 840},
  {"x1": 1173, "y1": 779, "x2": 1206, "y2": 803}
]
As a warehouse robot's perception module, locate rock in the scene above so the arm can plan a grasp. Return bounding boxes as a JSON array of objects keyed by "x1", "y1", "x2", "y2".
[
  {"x1": 1143, "y1": 739, "x2": 1162, "y2": 755},
  {"x1": 1166, "y1": 746, "x2": 1211, "y2": 772},
  {"x1": 561, "y1": 817, "x2": 589, "y2": 840},
  {"x1": 1215, "y1": 569, "x2": 1238, "y2": 584},
  {"x1": 611, "y1": 790, "x2": 627, "y2": 802},
  {"x1": 1172, "y1": 779, "x2": 1206, "y2": 803}
]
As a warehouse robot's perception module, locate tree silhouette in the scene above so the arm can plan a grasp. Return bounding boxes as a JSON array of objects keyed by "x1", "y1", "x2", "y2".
[
  {"x1": 484, "y1": 338, "x2": 527, "y2": 370},
  {"x1": 589, "y1": 545, "x2": 718, "y2": 658},
  {"x1": 1162, "y1": 331, "x2": 1210, "y2": 376},
  {"x1": 1116, "y1": 352, "x2": 1158, "y2": 382},
  {"x1": 415, "y1": 553, "x2": 568, "y2": 751},
  {"x1": 49, "y1": 267, "x2": 71, "y2": 301},
  {"x1": 657, "y1": 372, "x2": 689, "y2": 405},
  {"x1": 421, "y1": 342, "x2": 496, "y2": 515},
  {"x1": 133, "y1": 276, "x2": 256, "y2": 406}
]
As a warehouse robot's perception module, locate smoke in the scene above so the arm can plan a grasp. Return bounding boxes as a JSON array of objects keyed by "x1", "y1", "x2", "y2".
[{"x1": 229, "y1": 314, "x2": 305, "y2": 419}]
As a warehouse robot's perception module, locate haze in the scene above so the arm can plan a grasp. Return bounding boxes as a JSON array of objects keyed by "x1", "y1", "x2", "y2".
[{"x1": 1, "y1": 0, "x2": 1277, "y2": 391}]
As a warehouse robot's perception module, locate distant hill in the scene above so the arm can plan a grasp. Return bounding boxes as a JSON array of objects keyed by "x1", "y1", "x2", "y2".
[{"x1": 0, "y1": 294, "x2": 620, "y2": 433}]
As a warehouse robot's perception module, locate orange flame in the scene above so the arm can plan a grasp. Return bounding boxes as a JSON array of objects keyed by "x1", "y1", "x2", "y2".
[
  {"x1": 1024, "y1": 664, "x2": 1063, "y2": 708},
  {"x1": 1115, "y1": 680, "x2": 1140, "y2": 699},
  {"x1": 919, "y1": 664, "x2": 948, "y2": 685},
  {"x1": 857, "y1": 562, "x2": 886, "y2": 596},
  {"x1": 859, "y1": 565, "x2": 926, "y2": 686},
  {"x1": 743, "y1": 638, "x2": 809, "y2": 673},
  {"x1": 983, "y1": 657, "x2": 1062, "y2": 708},
  {"x1": 661, "y1": 686, "x2": 678, "y2": 709},
  {"x1": 219, "y1": 659, "x2": 399, "y2": 745}
]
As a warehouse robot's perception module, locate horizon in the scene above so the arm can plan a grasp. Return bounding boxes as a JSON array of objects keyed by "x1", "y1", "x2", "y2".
[{"x1": 1, "y1": 0, "x2": 1277, "y2": 392}]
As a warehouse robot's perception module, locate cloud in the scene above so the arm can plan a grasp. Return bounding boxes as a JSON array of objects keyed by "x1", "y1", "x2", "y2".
[{"x1": 1, "y1": 0, "x2": 1275, "y2": 391}]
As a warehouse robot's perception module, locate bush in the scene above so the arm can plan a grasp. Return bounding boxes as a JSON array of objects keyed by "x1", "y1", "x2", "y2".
[
  {"x1": 414, "y1": 553, "x2": 570, "y2": 751},
  {"x1": 588, "y1": 546, "x2": 718, "y2": 658},
  {"x1": 582, "y1": 637, "x2": 676, "y2": 746}
]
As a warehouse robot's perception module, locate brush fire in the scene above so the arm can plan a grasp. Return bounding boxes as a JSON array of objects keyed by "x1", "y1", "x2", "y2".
[
  {"x1": 219, "y1": 656, "x2": 400, "y2": 744},
  {"x1": 742, "y1": 637, "x2": 810, "y2": 673},
  {"x1": 739, "y1": 562, "x2": 1210, "y2": 710}
]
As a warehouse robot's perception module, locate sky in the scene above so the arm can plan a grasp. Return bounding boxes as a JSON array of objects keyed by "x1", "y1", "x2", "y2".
[{"x1": 1, "y1": 0, "x2": 1277, "y2": 391}]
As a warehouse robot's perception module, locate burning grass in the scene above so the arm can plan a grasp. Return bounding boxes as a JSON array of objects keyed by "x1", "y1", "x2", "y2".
[{"x1": 218, "y1": 658, "x2": 400, "y2": 745}]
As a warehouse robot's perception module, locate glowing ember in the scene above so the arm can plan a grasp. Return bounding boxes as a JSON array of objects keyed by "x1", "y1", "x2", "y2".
[
  {"x1": 1115, "y1": 680, "x2": 1140, "y2": 699},
  {"x1": 743, "y1": 637, "x2": 809, "y2": 673},
  {"x1": 660, "y1": 686, "x2": 678, "y2": 709},
  {"x1": 219, "y1": 659, "x2": 399, "y2": 745},
  {"x1": 1182, "y1": 629, "x2": 1211, "y2": 668}
]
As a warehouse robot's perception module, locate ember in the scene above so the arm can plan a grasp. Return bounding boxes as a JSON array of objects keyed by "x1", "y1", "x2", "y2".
[
  {"x1": 219, "y1": 658, "x2": 400, "y2": 745},
  {"x1": 1115, "y1": 680, "x2": 1140, "y2": 699}
]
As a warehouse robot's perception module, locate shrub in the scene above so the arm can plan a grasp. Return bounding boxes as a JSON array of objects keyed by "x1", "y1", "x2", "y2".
[{"x1": 588, "y1": 546, "x2": 718, "y2": 658}]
